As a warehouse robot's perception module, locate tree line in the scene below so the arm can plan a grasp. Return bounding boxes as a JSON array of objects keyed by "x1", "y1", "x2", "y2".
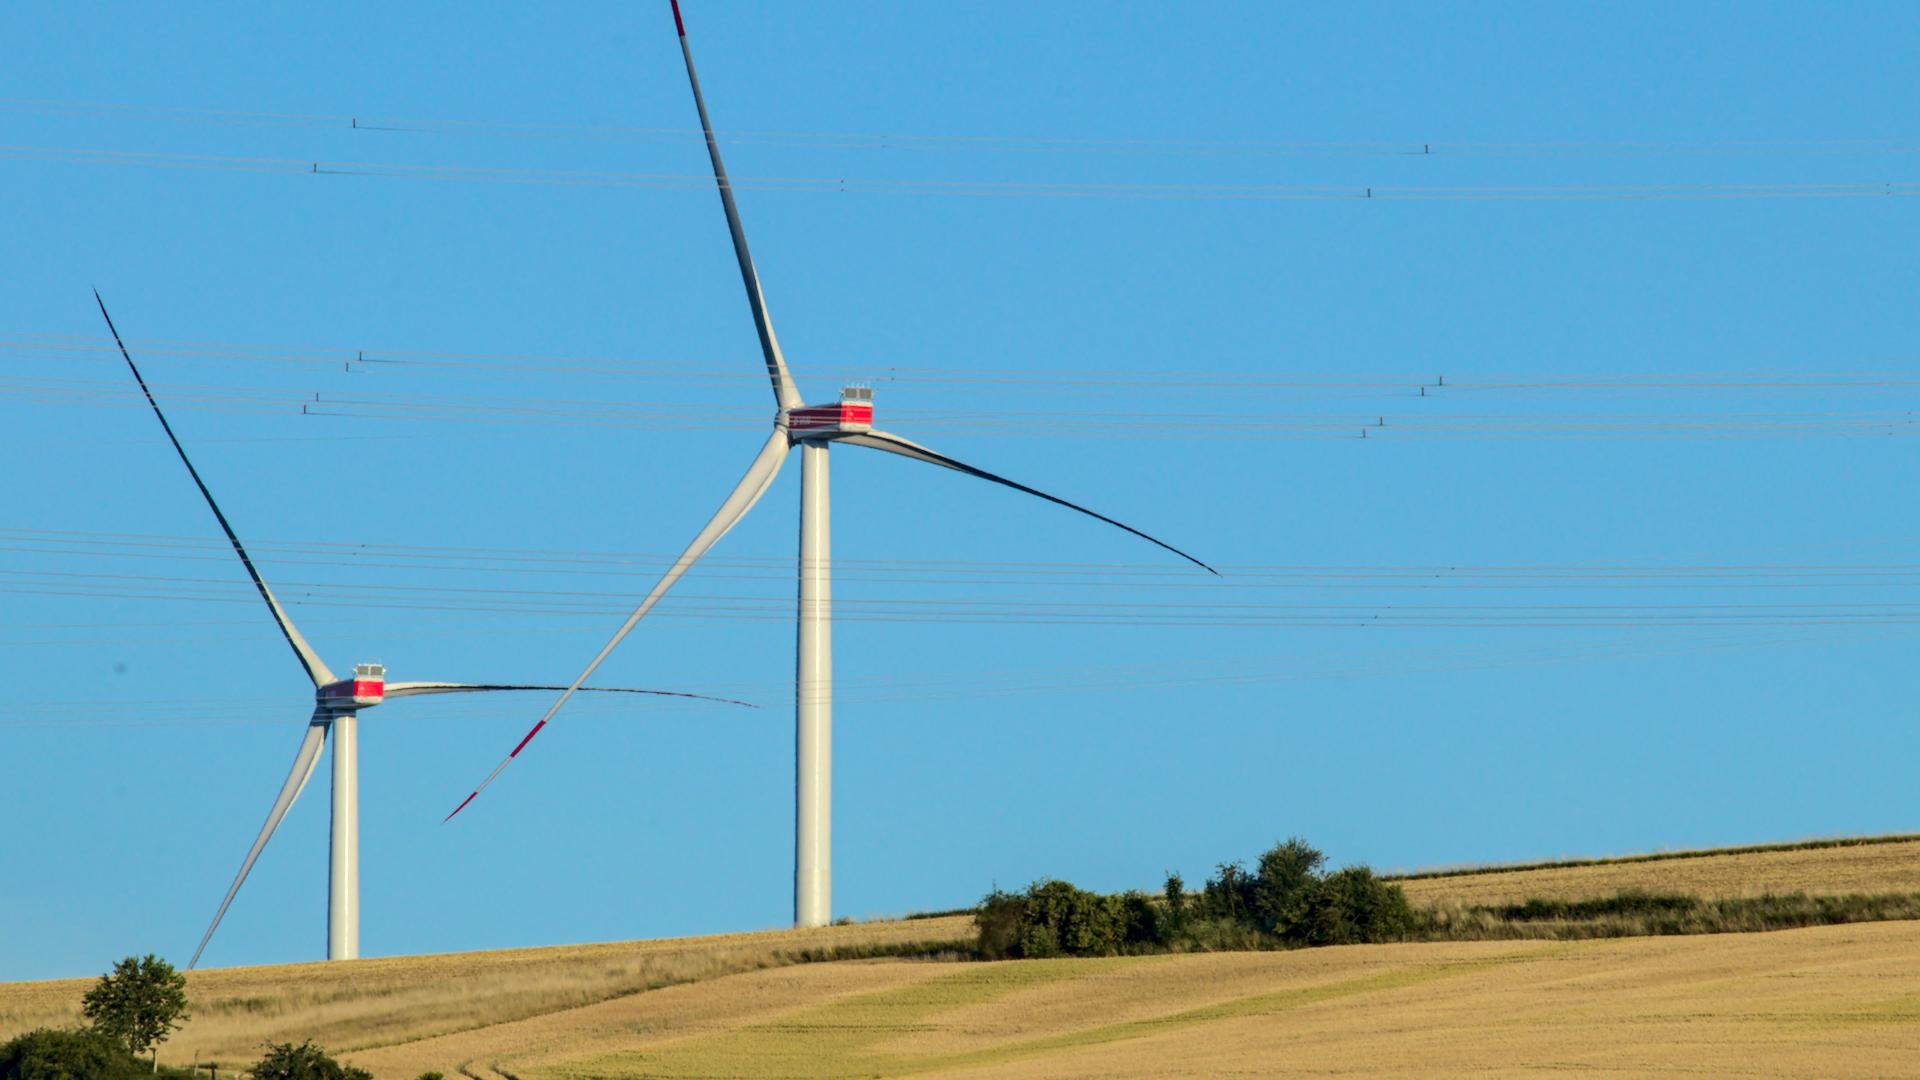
[{"x1": 976, "y1": 837, "x2": 1413, "y2": 959}]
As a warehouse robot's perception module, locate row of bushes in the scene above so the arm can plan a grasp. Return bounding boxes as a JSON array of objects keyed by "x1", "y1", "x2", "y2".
[
  {"x1": 977, "y1": 838, "x2": 1414, "y2": 959},
  {"x1": 1425, "y1": 889, "x2": 1920, "y2": 940},
  {"x1": 0, "y1": 1029, "x2": 380, "y2": 1080}
]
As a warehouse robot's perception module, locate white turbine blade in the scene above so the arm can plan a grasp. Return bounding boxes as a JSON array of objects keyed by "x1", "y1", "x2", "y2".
[
  {"x1": 189, "y1": 710, "x2": 332, "y2": 970},
  {"x1": 94, "y1": 292, "x2": 336, "y2": 689},
  {"x1": 444, "y1": 428, "x2": 790, "y2": 820},
  {"x1": 839, "y1": 429, "x2": 1217, "y2": 574},
  {"x1": 385, "y1": 682, "x2": 755, "y2": 708},
  {"x1": 670, "y1": 0, "x2": 803, "y2": 412}
]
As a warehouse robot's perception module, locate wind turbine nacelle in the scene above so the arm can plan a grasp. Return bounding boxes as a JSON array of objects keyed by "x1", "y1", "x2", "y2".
[
  {"x1": 788, "y1": 385, "x2": 873, "y2": 438},
  {"x1": 319, "y1": 663, "x2": 386, "y2": 709}
]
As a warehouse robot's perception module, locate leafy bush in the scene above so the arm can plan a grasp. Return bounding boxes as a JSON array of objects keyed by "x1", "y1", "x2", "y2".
[
  {"x1": 1299, "y1": 866, "x2": 1414, "y2": 945},
  {"x1": 248, "y1": 1041, "x2": 371, "y2": 1080},
  {"x1": 1417, "y1": 889, "x2": 1920, "y2": 942},
  {"x1": 1118, "y1": 891, "x2": 1163, "y2": 946},
  {"x1": 975, "y1": 888, "x2": 1025, "y2": 960},
  {"x1": 1197, "y1": 861, "x2": 1252, "y2": 923},
  {"x1": 975, "y1": 880, "x2": 1126, "y2": 959},
  {"x1": 1493, "y1": 890, "x2": 1697, "y2": 922},
  {"x1": 0, "y1": 1028, "x2": 149, "y2": 1079},
  {"x1": 1019, "y1": 880, "x2": 1122, "y2": 958},
  {"x1": 1162, "y1": 872, "x2": 1188, "y2": 935}
]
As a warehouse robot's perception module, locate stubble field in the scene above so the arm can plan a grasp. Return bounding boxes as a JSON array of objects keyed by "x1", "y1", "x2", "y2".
[{"x1": 7, "y1": 834, "x2": 1919, "y2": 1078}]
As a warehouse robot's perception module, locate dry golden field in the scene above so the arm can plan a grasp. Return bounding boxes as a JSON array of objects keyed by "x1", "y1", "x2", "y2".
[
  {"x1": 482, "y1": 923, "x2": 1920, "y2": 1079},
  {"x1": 0, "y1": 916, "x2": 973, "y2": 1073},
  {"x1": 1393, "y1": 835, "x2": 1920, "y2": 907},
  {"x1": 7, "y1": 835, "x2": 1920, "y2": 1078}
]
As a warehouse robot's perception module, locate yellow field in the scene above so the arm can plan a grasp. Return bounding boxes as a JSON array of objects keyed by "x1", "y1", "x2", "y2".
[
  {"x1": 428, "y1": 924, "x2": 1920, "y2": 1079},
  {"x1": 7, "y1": 835, "x2": 1920, "y2": 1078},
  {"x1": 1394, "y1": 836, "x2": 1920, "y2": 907},
  {"x1": 0, "y1": 916, "x2": 973, "y2": 1072}
]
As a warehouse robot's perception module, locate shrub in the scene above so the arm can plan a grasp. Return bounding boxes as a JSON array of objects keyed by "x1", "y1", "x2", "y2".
[
  {"x1": 1296, "y1": 867, "x2": 1412, "y2": 945},
  {"x1": 1019, "y1": 880, "x2": 1122, "y2": 958},
  {"x1": 1118, "y1": 891, "x2": 1164, "y2": 947},
  {"x1": 976, "y1": 880, "x2": 1127, "y2": 959},
  {"x1": 0, "y1": 1028, "x2": 148, "y2": 1079},
  {"x1": 1196, "y1": 861, "x2": 1251, "y2": 922},
  {"x1": 975, "y1": 888, "x2": 1025, "y2": 960},
  {"x1": 1178, "y1": 916, "x2": 1268, "y2": 953},
  {"x1": 247, "y1": 1041, "x2": 371, "y2": 1080},
  {"x1": 1162, "y1": 872, "x2": 1187, "y2": 934},
  {"x1": 1493, "y1": 890, "x2": 1698, "y2": 922}
]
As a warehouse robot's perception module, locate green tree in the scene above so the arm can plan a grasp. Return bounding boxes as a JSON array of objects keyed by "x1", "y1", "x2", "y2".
[
  {"x1": 1197, "y1": 861, "x2": 1252, "y2": 922},
  {"x1": 1017, "y1": 880, "x2": 1122, "y2": 958},
  {"x1": 1162, "y1": 871, "x2": 1187, "y2": 929},
  {"x1": 974, "y1": 887, "x2": 1025, "y2": 960},
  {"x1": 0, "y1": 1027, "x2": 147, "y2": 1080},
  {"x1": 247, "y1": 1041, "x2": 371, "y2": 1080},
  {"x1": 1118, "y1": 891, "x2": 1164, "y2": 946},
  {"x1": 1251, "y1": 837, "x2": 1325, "y2": 935},
  {"x1": 81, "y1": 955, "x2": 189, "y2": 1061}
]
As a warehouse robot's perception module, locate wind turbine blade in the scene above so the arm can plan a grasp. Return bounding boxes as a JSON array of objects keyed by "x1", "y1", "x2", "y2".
[
  {"x1": 444, "y1": 428, "x2": 790, "y2": 821},
  {"x1": 93, "y1": 292, "x2": 336, "y2": 688},
  {"x1": 189, "y1": 710, "x2": 331, "y2": 970},
  {"x1": 385, "y1": 682, "x2": 755, "y2": 708},
  {"x1": 840, "y1": 429, "x2": 1217, "y2": 575},
  {"x1": 670, "y1": 0, "x2": 803, "y2": 412}
]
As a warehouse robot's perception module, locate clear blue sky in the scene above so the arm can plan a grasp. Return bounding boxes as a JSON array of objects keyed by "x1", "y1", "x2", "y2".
[{"x1": 4, "y1": 1, "x2": 1919, "y2": 979}]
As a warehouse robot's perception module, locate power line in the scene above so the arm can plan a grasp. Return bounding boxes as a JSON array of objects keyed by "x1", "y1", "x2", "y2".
[
  {"x1": 6, "y1": 98, "x2": 1917, "y2": 161},
  {"x1": 6, "y1": 143, "x2": 1918, "y2": 203},
  {"x1": 13, "y1": 336, "x2": 1920, "y2": 396}
]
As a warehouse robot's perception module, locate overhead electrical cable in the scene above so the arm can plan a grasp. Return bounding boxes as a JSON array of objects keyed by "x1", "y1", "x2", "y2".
[
  {"x1": 5, "y1": 98, "x2": 1917, "y2": 160},
  {"x1": 4, "y1": 144, "x2": 1918, "y2": 202}
]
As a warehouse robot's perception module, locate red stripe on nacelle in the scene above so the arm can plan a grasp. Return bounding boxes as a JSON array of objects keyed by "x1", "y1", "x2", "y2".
[{"x1": 790, "y1": 402, "x2": 873, "y2": 430}]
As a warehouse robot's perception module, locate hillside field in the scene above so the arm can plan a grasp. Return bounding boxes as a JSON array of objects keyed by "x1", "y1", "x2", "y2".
[{"x1": 6, "y1": 835, "x2": 1919, "y2": 1078}]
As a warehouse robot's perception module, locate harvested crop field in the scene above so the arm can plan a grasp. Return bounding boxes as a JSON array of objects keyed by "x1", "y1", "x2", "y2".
[
  {"x1": 1393, "y1": 834, "x2": 1920, "y2": 907},
  {"x1": 367, "y1": 921, "x2": 1920, "y2": 1077},
  {"x1": 9, "y1": 835, "x2": 1920, "y2": 1077},
  {"x1": 0, "y1": 915, "x2": 974, "y2": 1070}
]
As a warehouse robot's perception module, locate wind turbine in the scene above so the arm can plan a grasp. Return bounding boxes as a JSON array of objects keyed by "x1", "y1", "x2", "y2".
[
  {"x1": 445, "y1": 1, "x2": 1215, "y2": 929},
  {"x1": 92, "y1": 294, "x2": 754, "y2": 968}
]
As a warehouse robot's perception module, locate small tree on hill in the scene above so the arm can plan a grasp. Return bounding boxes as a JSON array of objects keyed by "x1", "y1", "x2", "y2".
[
  {"x1": 82, "y1": 954, "x2": 189, "y2": 1062},
  {"x1": 247, "y1": 1041, "x2": 371, "y2": 1080},
  {"x1": 1251, "y1": 837, "x2": 1325, "y2": 934}
]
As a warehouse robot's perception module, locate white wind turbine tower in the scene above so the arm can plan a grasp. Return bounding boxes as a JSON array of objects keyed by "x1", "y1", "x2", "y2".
[
  {"x1": 445, "y1": 1, "x2": 1215, "y2": 929},
  {"x1": 92, "y1": 294, "x2": 754, "y2": 967}
]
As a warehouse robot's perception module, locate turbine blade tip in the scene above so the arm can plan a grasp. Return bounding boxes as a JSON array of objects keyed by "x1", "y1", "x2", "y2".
[
  {"x1": 670, "y1": 0, "x2": 685, "y2": 36},
  {"x1": 443, "y1": 792, "x2": 478, "y2": 824}
]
